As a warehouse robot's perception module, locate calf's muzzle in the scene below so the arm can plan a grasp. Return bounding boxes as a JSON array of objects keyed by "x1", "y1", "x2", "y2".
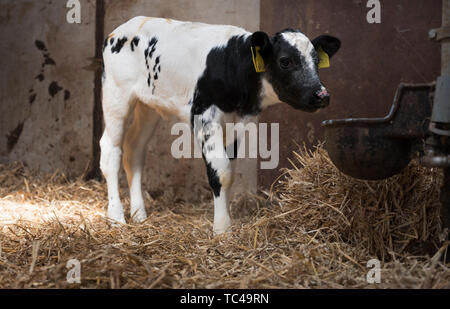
[{"x1": 313, "y1": 88, "x2": 330, "y2": 108}]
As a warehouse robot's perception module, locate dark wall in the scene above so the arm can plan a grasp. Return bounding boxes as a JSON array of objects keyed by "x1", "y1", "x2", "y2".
[{"x1": 258, "y1": 0, "x2": 442, "y2": 188}]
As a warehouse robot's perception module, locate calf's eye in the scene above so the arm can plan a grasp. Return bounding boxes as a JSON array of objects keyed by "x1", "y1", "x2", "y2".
[{"x1": 279, "y1": 57, "x2": 293, "y2": 69}]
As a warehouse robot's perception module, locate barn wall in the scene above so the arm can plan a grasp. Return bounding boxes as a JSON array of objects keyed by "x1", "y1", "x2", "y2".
[
  {"x1": 104, "y1": 0, "x2": 260, "y2": 201},
  {"x1": 0, "y1": 0, "x2": 96, "y2": 177},
  {"x1": 258, "y1": 0, "x2": 442, "y2": 188}
]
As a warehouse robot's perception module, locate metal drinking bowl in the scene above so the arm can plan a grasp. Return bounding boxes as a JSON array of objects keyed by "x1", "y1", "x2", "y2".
[{"x1": 322, "y1": 83, "x2": 434, "y2": 180}]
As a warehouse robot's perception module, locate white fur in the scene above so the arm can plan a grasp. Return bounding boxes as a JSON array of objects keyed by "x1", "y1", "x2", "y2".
[
  {"x1": 103, "y1": 17, "x2": 251, "y2": 122},
  {"x1": 260, "y1": 78, "x2": 280, "y2": 109},
  {"x1": 281, "y1": 32, "x2": 316, "y2": 71}
]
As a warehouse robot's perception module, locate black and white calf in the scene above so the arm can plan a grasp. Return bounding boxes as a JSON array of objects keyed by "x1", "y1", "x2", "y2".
[{"x1": 101, "y1": 17, "x2": 341, "y2": 234}]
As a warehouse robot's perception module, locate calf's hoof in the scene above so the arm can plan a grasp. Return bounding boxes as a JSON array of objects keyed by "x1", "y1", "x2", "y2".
[
  {"x1": 107, "y1": 206, "x2": 126, "y2": 225},
  {"x1": 213, "y1": 218, "x2": 232, "y2": 236},
  {"x1": 131, "y1": 207, "x2": 148, "y2": 223}
]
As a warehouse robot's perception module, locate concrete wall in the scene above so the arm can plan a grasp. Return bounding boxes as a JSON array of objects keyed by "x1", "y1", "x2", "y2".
[
  {"x1": 0, "y1": 0, "x2": 96, "y2": 177},
  {"x1": 104, "y1": 0, "x2": 260, "y2": 201}
]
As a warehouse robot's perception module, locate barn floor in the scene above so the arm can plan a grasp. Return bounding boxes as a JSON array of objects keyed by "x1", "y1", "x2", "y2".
[{"x1": 0, "y1": 146, "x2": 449, "y2": 289}]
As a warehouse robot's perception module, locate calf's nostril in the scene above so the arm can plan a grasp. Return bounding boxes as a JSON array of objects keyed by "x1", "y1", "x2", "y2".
[{"x1": 315, "y1": 88, "x2": 329, "y2": 100}]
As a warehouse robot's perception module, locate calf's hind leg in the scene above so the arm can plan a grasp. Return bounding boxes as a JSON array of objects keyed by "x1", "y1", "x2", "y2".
[
  {"x1": 123, "y1": 102, "x2": 160, "y2": 223},
  {"x1": 100, "y1": 87, "x2": 132, "y2": 224}
]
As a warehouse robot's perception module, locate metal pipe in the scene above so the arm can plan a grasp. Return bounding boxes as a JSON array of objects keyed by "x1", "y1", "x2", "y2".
[{"x1": 420, "y1": 155, "x2": 450, "y2": 168}]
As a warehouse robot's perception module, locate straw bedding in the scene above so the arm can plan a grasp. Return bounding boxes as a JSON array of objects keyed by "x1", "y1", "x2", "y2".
[{"x1": 0, "y1": 145, "x2": 449, "y2": 289}]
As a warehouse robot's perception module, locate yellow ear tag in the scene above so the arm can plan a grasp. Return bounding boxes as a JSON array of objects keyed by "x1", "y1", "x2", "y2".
[
  {"x1": 251, "y1": 46, "x2": 266, "y2": 73},
  {"x1": 318, "y1": 47, "x2": 330, "y2": 69}
]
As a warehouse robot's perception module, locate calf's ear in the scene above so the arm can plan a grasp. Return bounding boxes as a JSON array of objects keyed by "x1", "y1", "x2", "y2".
[
  {"x1": 251, "y1": 31, "x2": 272, "y2": 55},
  {"x1": 312, "y1": 35, "x2": 341, "y2": 58}
]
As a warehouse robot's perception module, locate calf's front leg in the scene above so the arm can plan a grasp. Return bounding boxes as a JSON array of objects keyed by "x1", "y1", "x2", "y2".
[{"x1": 195, "y1": 109, "x2": 235, "y2": 235}]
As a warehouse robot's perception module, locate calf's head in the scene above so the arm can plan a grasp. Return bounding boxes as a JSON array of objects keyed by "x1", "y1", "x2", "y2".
[{"x1": 252, "y1": 29, "x2": 341, "y2": 112}]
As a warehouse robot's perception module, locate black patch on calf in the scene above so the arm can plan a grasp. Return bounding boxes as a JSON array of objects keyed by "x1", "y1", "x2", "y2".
[
  {"x1": 111, "y1": 37, "x2": 128, "y2": 54},
  {"x1": 205, "y1": 161, "x2": 221, "y2": 197},
  {"x1": 144, "y1": 38, "x2": 158, "y2": 71},
  {"x1": 144, "y1": 37, "x2": 158, "y2": 59},
  {"x1": 153, "y1": 56, "x2": 160, "y2": 72},
  {"x1": 149, "y1": 45, "x2": 157, "y2": 59},
  {"x1": 149, "y1": 38, "x2": 158, "y2": 59},
  {"x1": 131, "y1": 37, "x2": 140, "y2": 52},
  {"x1": 191, "y1": 35, "x2": 263, "y2": 119},
  {"x1": 226, "y1": 139, "x2": 239, "y2": 161},
  {"x1": 6, "y1": 122, "x2": 24, "y2": 151},
  {"x1": 103, "y1": 38, "x2": 109, "y2": 51},
  {"x1": 312, "y1": 35, "x2": 341, "y2": 59},
  {"x1": 204, "y1": 133, "x2": 211, "y2": 143}
]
